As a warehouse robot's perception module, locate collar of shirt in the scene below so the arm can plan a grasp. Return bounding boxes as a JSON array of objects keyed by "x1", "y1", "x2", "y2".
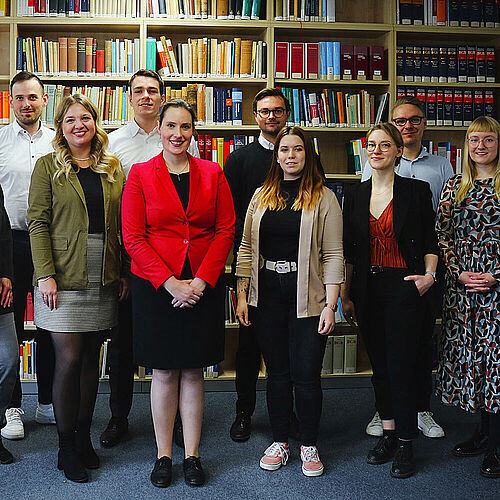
[
  {"x1": 401, "y1": 145, "x2": 428, "y2": 163},
  {"x1": 258, "y1": 133, "x2": 275, "y2": 151},
  {"x1": 12, "y1": 119, "x2": 44, "y2": 139},
  {"x1": 128, "y1": 119, "x2": 159, "y2": 139}
]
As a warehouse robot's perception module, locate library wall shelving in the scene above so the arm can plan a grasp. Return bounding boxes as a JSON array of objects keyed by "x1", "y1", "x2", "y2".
[{"x1": 5, "y1": 0, "x2": 498, "y2": 386}]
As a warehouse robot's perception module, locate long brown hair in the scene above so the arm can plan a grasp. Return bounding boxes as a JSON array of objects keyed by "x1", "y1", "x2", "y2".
[{"x1": 257, "y1": 126, "x2": 324, "y2": 211}]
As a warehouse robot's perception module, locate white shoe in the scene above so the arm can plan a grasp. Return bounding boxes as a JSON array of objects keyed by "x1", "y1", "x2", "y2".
[
  {"x1": 300, "y1": 445, "x2": 324, "y2": 477},
  {"x1": 1, "y1": 408, "x2": 25, "y2": 440},
  {"x1": 35, "y1": 403, "x2": 56, "y2": 425},
  {"x1": 259, "y1": 442, "x2": 289, "y2": 471},
  {"x1": 418, "y1": 411, "x2": 445, "y2": 438},
  {"x1": 366, "y1": 411, "x2": 383, "y2": 437}
]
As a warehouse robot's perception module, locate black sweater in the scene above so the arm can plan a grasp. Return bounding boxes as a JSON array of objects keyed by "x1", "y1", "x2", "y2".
[{"x1": 0, "y1": 184, "x2": 14, "y2": 315}]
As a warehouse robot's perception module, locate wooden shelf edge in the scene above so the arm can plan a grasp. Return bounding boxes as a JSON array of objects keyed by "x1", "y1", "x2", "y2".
[
  {"x1": 14, "y1": 16, "x2": 142, "y2": 26},
  {"x1": 325, "y1": 173, "x2": 362, "y2": 181},
  {"x1": 162, "y1": 77, "x2": 267, "y2": 83},
  {"x1": 400, "y1": 81, "x2": 499, "y2": 88},
  {"x1": 275, "y1": 79, "x2": 390, "y2": 86},
  {"x1": 395, "y1": 24, "x2": 500, "y2": 36},
  {"x1": 273, "y1": 21, "x2": 392, "y2": 32},
  {"x1": 145, "y1": 18, "x2": 270, "y2": 29}
]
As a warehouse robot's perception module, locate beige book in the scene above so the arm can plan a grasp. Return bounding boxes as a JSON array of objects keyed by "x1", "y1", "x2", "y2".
[
  {"x1": 68, "y1": 37, "x2": 78, "y2": 74},
  {"x1": 58, "y1": 37, "x2": 68, "y2": 74},
  {"x1": 321, "y1": 336, "x2": 333, "y2": 375},
  {"x1": 197, "y1": 38, "x2": 203, "y2": 76},
  {"x1": 343, "y1": 335, "x2": 358, "y2": 373},
  {"x1": 104, "y1": 40, "x2": 112, "y2": 74},
  {"x1": 210, "y1": 0, "x2": 217, "y2": 18},
  {"x1": 196, "y1": 84, "x2": 205, "y2": 123},
  {"x1": 35, "y1": 37, "x2": 43, "y2": 74},
  {"x1": 160, "y1": 36, "x2": 173, "y2": 73},
  {"x1": 210, "y1": 38, "x2": 217, "y2": 76},
  {"x1": 217, "y1": 0, "x2": 228, "y2": 18},
  {"x1": 186, "y1": 83, "x2": 197, "y2": 116},
  {"x1": 240, "y1": 39, "x2": 253, "y2": 77},
  {"x1": 47, "y1": 41, "x2": 54, "y2": 74},
  {"x1": 234, "y1": 38, "x2": 241, "y2": 76},
  {"x1": 192, "y1": 39, "x2": 198, "y2": 76},
  {"x1": 332, "y1": 336, "x2": 345, "y2": 374},
  {"x1": 201, "y1": 0, "x2": 208, "y2": 17},
  {"x1": 201, "y1": 38, "x2": 207, "y2": 77},
  {"x1": 164, "y1": 86, "x2": 171, "y2": 103},
  {"x1": 165, "y1": 38, "x2": 179, "y2": 74},
  {"x1": 181, "y1": 86, "x2": 187, "y2": 101},
  {"x1": 53, "y1": 42, "x2": 59, "y2": 73}
]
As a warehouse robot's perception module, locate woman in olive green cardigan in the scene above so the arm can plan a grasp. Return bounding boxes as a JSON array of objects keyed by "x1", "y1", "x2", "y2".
[{"x1": 27, "y1": 94, "x2": 129, "y2": 483}]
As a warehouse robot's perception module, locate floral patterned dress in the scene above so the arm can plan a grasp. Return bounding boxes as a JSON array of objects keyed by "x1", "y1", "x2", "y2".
[{"x1": 436, "y1": 175, "x2": 500, "y2": 414}]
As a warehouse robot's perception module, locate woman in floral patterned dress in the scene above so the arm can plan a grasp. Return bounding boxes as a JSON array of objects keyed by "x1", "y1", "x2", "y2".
[{"x1": 436, "y1": 116, "x2": 500, "y2": 479}]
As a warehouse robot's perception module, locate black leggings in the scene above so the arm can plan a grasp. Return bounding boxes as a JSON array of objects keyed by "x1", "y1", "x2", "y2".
[
  {"x1": 480, "y1": 409, "x2": 500, "y2": 448},
  {"x1": 50, "y1": 331, "x2": 103, "y2": 433}
]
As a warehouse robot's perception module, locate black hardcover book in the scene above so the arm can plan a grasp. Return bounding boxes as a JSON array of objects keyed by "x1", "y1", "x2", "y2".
[
  {"x1": 439, "y1": 46, "x2": 448, "y2": 83},
  {"x1": 421, "y1": 46, "x2": 431, "y2": 82},
  {"x1": 458, "y1": 46, "x2": 468, "y2": 82},
  {"x1": 397, "y1": 86, "x2": 407, "y2": 99},
  {"x1": 484, "y1": 90, "x2": 494, "y2": 117},
  {"x1": 469, "y1": 0, "x2": 482, "y2": 26},
  {"x1": 49, "y1": 0, "x2": 58, "y2": 14},
  {"x1": 430, "y1": 46, "x2": 439, "y2": 82},
  {"x1": 467, "y1": 46, "x2": 476, "y2": 83},
  {"x1": 459, "y1": 0, "x2": 470, "y2": 26},
  {"x1": 426, "y1": 88, "x2": 437, "y2": 126},
  {"x1": 413, "y1": 0, "x2": 424, "y2": 24},
  {"x1": 443, "y1": 88, "x2": 454, "y2": 126},
  {"x1": 463, "y1": 89, "x2": 474, "y2": 125},
  {"x1": 436, "y1": 88, "x2": 444, "y2": 126},
  {"x1": 447, "y1": 46, "x2": 458, "y2": 83},
  {"x1": 396, "y1": 45, "x2": 405, "y2": 82},
  {"x1": 57, "y1": 0, "x2": 65, "y2": 15},
  {"x1": 413, "y1": 46, "x2": 422, "y2": 82},
  {"x1": 474, "y1": 89, "x2": 484, "y2": 119},
  {"x1": 399, "y1": 0, "x2": 413, "y2": 24},
  {"x1": 453, "y1": 89, "x2": 463, "y2": 126},
  {"x1": 476, "y1": 46, "x2": 486, "y2": 82},
  {"x1": 449, "y1": 0, "x2": 460, "y2": 26},
  {"x1": 486, "y1": 47, "x2": 496, "y2": 82},
  {"x1": 416, "y1": 87, "x2": 426, "y2": 106},
  {"x1": 235, "y1": 0, "x2": 243, "y2": 17},
  {"x1": 77, "y1": 38, "x2": 86, "y2": 75},
  {"x1": 404, "y1": 45, "x2": 414, "y2": 81},
  {"x1": 484, "y1": 0, "x2": 497, "y2": 26}
]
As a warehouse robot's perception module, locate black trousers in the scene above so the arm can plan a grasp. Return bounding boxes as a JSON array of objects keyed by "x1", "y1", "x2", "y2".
[
  {"x1": 357, "y1": 269, "x2": 424, "y2": 440},
  {"x1": 106, "y1": 296, "x2": 134, "y2": 420},
  {"x1": 10, "y1": 231, "x2": 54, "y2": 407},
  {"x1": 255, "y1": 269, "x2": 327, "y2": 445}
]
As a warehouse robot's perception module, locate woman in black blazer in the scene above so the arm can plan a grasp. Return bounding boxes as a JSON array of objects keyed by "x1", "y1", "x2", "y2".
[{"x1": 341, "y1": 123, "x2": 439, "y2": 479}]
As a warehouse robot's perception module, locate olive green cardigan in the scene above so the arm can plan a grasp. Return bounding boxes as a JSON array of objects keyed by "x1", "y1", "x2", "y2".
[{"x1": 28, "y1": 153, "x2": 128, "y2": 290}]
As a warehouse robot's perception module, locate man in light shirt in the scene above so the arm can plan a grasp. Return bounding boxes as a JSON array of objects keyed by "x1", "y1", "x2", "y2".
[
  {"x1": 361, "y1": 96, "x2": 454, "y2": 440},
  {"x1": 0, "y1": 72, "x2": 56, "y2": 440},
  {"x1": 101, "y1": 69, "x2": 198, "y2": 448}
]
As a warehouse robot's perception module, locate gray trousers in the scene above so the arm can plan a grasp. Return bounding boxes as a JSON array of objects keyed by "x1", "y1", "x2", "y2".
[{"x1": 0, "y1": 313, "x2": 17, "y2": 427}]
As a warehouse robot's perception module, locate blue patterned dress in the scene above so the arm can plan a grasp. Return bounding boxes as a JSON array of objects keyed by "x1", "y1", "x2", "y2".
[{"x1": 436, "y1": 175, "x2": 500, "y2": 414}]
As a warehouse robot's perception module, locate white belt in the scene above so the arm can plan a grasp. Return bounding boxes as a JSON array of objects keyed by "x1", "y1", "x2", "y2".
[{"x1": 265, "y1": 260, "x2": 297, "y2": 273}]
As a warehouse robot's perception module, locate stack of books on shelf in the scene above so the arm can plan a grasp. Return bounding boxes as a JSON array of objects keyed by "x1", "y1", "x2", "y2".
[
  {"x1": 0, "y1": 92, "x2": 10, "y2": 124},
  {"x1": 16, "y1": 36, "x2": 141, "y2": 77},
  {"x1": 16, "y1": 0, "x2": 139, "y2": 17},
  {"x1": 280, "y1": 87, "x2": 389, "y2": 128},
  {"x1": 422, "y1": 139, "x2": 463, "y2": 173},
  {"x1": 274, "y1": 0, "x2": 335, "y2": 21},
  {"x1": 203, "y1": 364, "x2": 220, "y2": 378},
  {"x1": 345, "y1": 137, "x2": 368, "y2": 175},
  {"x1": 150, "y1": 36, "x2": 267, "y2": 79},
  {"x1": 198, "y1": 134, "x2": 256, "y2": 166},
  {"x1": 397, "y1": 86, "x2": 495, "y2": 125},
  {"x1": 19, "y1": 340, "x2": 37, "y2": 380},
  {"x1": 397, "y1": 45, "x2": 496, "y2": 84},
  {"x1": 275, "y1": 42, "x2": 385, "y2": 82},
  {"x1": 397, "y1": 0, "x2": 500, "y2": 27},
  {"x1": 322, "y1": 335, "x2": 358, "y2": 375},
  {"x1": 148, "y1": 0, "x2": 264, "y2": 19}
]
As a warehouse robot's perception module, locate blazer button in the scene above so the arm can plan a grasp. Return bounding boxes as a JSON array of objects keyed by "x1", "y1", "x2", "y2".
[{"x1": 183, "y1": 239, "x2": 188, "y2": 244}]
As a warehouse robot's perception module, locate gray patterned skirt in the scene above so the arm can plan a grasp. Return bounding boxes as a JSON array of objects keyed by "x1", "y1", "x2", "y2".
[{"x1": 34, "y1": 233, "x2": 118, "y2": 333}]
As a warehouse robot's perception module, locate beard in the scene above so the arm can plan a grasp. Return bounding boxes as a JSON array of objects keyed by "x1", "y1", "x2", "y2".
[{"x1": 14, "y1": 110, "x2": 41, "y2": 127}]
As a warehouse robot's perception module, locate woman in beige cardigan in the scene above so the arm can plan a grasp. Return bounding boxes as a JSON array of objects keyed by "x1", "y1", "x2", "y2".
[{"x1": 236, "y1": 126, "x2": 344, "y2": 477}]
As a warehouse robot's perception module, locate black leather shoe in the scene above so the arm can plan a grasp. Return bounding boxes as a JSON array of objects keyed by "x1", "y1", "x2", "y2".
[
  {"x1": 367, "y1": 435, "x2": 398, "y2": 465},
  {"x1": 150, "y1": 456, "x2": 172, "y2": 487},
  {"x1": 57, "y1": 449, "x2": 88, "y2": 483},
  {"x1": 183, "y1": 456, "x2": 205, "y2": 486},
  {"x1": 480, "y1": 448, "x2": 500, "y2": 478},
  {"x1": 230, "y1": 412, "x2": 251, "y2": 442},
  {"x1": 100, "y1": 417, "x2": 128, "y2": 448},
  {"x1": 75, "y1": 423, "x2": 99, "y2": 469},
  {"x1": 174, "y1": 414, "x2": 184, "y2": 448},
  {"x1": 390, "y1": 444, "x2": 416, "y2": 478},
  {"x1": 289, "y1": 412, "x2": 300, "y2": 442},
  {"x1": 453, "y1": 429, "x2": 489, "y2": 457},
  {"x1": 0, "y1": 440, "x2": 13, "y2": 464}
]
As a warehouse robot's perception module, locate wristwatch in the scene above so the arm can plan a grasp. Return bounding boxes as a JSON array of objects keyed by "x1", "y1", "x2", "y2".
[
  {"x1": 325, "y1": 303, "x2": 338, "y2": 312},
  {"x1": 425, "y1": 270, "x2": 437, "y2": 282}
]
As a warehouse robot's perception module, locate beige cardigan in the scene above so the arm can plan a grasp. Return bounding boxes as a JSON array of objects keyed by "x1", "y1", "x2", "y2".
[{"x1": 236, "y1": 186, "x2": 344, "y2": 318}]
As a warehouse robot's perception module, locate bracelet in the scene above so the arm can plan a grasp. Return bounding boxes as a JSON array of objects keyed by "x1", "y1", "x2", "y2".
[
  {"x1": 37, "y1": 275, "x2": 54, "y2": 283},
  {"x1": 425, "y1": 270, "x2": 436, "y2": 282},
  {"x1": 324, "y1": 303, "x2": 337, "y2": 312}
]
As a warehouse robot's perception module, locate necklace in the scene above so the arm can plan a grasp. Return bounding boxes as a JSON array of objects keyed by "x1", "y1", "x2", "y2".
[
  {"x1": 73, "y1": 156, "x2": 91, "y2": 161},
  {"x1": 167, "y1": 160, "x2": 190, "y2": 180},
  {"x1": 372, "y1": 185, "x2": 392, "y2": 196}
]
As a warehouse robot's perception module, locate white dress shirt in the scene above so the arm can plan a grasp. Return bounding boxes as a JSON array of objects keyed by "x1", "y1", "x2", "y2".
[
  {"x1": 107, "y1": 120, "x2": 200, "y2": 178},
  {"x1": 0, "y1": 121, "x2": 55, "y2": 230},
  {"x1": 258, "y1": 133, "x2": 275, "y2": 151}
]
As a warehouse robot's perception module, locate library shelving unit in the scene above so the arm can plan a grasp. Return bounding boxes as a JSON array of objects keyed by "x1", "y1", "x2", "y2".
[{"x1": 8, "y1": 0, "x2": 499, "y2": 388}]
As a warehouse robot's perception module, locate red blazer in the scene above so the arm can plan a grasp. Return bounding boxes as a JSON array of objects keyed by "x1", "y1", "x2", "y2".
[{"x1": 122, "y1": 153, "x2": 235, "y2": 289}]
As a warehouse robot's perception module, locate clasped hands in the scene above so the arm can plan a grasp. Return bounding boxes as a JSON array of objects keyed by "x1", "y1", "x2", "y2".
[
  {"x1": 459, "y1": 271, "x2": 497, "y2": 292},
  {"x1": 163, "y1": 276, "x2": 206, "y2": 308}
]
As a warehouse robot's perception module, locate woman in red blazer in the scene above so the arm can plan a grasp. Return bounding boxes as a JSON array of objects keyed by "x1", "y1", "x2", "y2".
[{"x1": 122, "y1": 99, "x2": 235, "y2": 488}]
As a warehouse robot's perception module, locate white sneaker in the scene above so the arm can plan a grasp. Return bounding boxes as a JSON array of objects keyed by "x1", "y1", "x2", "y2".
[
  {"x1": 1, "y1": 408, "x2": 25, "y2": 440},
  {"x1": 35, "y1": 403, "x2": 56, "y2": 425},
  {"x1": 259, "y1": 442, "x2": 289, "y2": 471},
  {"x1": 300, "y1": 445, "x2": 324, "y2": 477},
  {"x1": 418, "y1": 411, "x2": 445, "y2": 438},
  {"x1": 366, "y1": 411, "x2": 383, "y2": 437}
]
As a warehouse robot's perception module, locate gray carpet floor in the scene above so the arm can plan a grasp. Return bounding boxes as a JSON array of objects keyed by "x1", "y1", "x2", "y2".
[{"x1": 0, "y1": 388, "x2": 495, "y2": 499}]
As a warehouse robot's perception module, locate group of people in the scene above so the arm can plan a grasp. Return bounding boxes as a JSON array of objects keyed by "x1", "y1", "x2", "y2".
[{"x1": 0, "y1": 71, "x2": 498, "y2": 487}]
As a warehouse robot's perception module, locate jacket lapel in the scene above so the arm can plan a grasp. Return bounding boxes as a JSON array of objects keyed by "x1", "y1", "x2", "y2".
[
  {"x1": 186, "y1": 154, "x2": 200, "y2": 215},
  {"x1": 358, "y1": 179, "x2": 371, "y2": 244},
  {"x1": 393, "y1": 174, "x2": 409, "y2": 241},
  {"x1": 68, "y1": 169, "x2": 87, "y2": 209},
  {"x1": 155, "y1": 153, "x2": 185, "y2": 214}
]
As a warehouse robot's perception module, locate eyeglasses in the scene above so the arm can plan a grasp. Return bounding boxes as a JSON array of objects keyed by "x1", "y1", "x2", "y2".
[
  {"x1": 366, "y1": 141, "x2": 394, "y2": 152},
  {"x1": 392, "y1": 116, "x2": 425, "y2": 127},
  {"x1": 468, "y1": 137, "x2": 498, "y2": 147},
  {"x1": 256, "y1": 108, "x2": 286, "y2": 118}
]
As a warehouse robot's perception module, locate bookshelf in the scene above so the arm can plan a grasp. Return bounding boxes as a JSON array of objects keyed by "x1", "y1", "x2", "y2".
[{"x1": 5, "y1": 0, "x2": 497, "y2": 383}]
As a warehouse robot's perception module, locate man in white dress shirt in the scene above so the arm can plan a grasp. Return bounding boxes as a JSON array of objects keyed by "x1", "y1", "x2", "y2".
[
  {"x1": 101, "y1": 69, "x2": 198, "y2": 448},
  {"x1": 0, "y1": 72, "x2": 56, "y2": 441}
]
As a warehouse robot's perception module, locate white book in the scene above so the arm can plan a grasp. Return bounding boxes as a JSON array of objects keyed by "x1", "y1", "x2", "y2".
[
  {"x1": 321, "y1": 336, "x2": 333, "y2": 375},
  {"x1": 326, "y1": 0, "x2": 335, "y2": 22},
  {"x1": 205, "y1": 86, "x2": 214, "y2": 125}
]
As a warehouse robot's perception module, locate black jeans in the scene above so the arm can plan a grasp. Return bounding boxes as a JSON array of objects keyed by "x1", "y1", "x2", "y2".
[
  {"x1": 106, "y1": 297, "x2": 134, "y2": 420},
  {"x1": 10, "y1": 231, "x2": 54, "y2": 407},
  {"x1": 358, "y1": 268, "x2": 424, "y2": 440},
  {"x1": 255, "y1": 269, "x2": 327, "y2": 445}
]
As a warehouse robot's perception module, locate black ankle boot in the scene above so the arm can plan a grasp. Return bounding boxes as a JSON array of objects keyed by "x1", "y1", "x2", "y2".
[
  {"x1": 0, "y1": 439, "x2": 14, "y2": 464},
  {"x1": 453, "y1": 428, "x2": 489, "y2": 457},
  {"x1": 75, "y1": 421, "x2": 99, "y2": 469},
  {"x1": 480, "y1": 448, "x2": 500, "y2": 478},
  {"x1": 367, "y1": 432, "x2": 397, "y2": 465},
  {"x1": 391, "y1": 440, "x2": 415, "y2": 478},
  {"x1": 58, "y1": 431, "x2": 88, "y2": 483}
]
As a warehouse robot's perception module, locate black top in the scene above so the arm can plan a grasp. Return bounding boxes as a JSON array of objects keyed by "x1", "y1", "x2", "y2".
[
  {"x1": 74, "y1": 166, "x2": 105, "y2": 234},
  {"x1": 260, "y1": 178, "x2": 302, "y2": 262},
  {"x1": 0, "y1": 184, "x2": 14, "y2": 315}
]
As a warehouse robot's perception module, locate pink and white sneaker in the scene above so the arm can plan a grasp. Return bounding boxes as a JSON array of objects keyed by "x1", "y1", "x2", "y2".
[
  {"x1": 259, "y1": 442, "x2": 289, "y2": 471},
  {"x1": 300, "y1": 445, "x2": 324, "y2": 477}
]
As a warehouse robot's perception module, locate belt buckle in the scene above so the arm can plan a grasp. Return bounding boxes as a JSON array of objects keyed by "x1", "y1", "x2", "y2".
[
  {"x1": 370, "y1": 265, "x2": 383, "y2": 274},
  {"x1": 275, "y1": 261, "x2": 290, "y2": 273}
]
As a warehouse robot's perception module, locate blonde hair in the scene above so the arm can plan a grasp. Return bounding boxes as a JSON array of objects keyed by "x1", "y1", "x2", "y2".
[
  {"x1": 366, "y1": 122, "x2": 404, "y2": 166},
  {"x1": 257, "y1": 126, "x2": 324, "y2": 211},
  {"x1": 52, "y1": 94, "x2": 120, "y2": 183},
  {"x1": 457, "y1": 116, "x2": 500, "y2": 203}
]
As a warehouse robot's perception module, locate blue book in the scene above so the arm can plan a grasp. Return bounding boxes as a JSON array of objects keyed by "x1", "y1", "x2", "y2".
[
  {"x1": 146, "y1": 38, "x2": 156, "y2": 70},
  {"x1": 67, "y1": 0, "x2": 74, "y2": 15},
  {"x1": 333, "y1": 42, "x2": 341, "y2": 80},
  {"x1": 112, "y1": 41, "x2": 117, "y2": 74},
  {"x1": 231, "y1": 88, "x2": 242, "y2": 125},
  {"x1": 326, "y1": 42, "x2": 334, "y2": 80},
  {"x1": 319, "y1": 42, "x2": 327, "y2": 80},
  {"x1": 233, "y1": 135, "x2": 246, "y2": 150},
  {"x1": 292, "y1": 88, "x2": 300, "y2": 126},
  {"x1": 122, "y1": 85, "x2": 127, "y2": 122},
  {"x1": 16, "y1": 38, "x2": 23, "y2": 71},
  {"x1": 80, "y1": 0, "x2": 89, "y2": 15},
  {"x1": 301, "y1": 88, "x2": 309, "y2": 126}
]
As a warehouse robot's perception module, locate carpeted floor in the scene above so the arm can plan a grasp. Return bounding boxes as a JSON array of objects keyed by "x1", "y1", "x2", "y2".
[{"x1": 0, "y1": 388, "x2": 494, "y2": 499}]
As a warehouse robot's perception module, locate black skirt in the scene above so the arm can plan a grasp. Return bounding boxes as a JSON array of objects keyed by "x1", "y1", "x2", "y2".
[{"x1": 131, "y1": 270, "x2": 225, "y2": 370}]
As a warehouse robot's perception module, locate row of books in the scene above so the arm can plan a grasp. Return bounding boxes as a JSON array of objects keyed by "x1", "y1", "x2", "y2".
[
  {"x1": 322, "y1": 335, "x2": 357, "y2": 375},
  {"x1": 15, "y1": 0, "x2": 139, "y2": 16},
  {"x1": 397, "y1": 45, "x2": 496, "y2": 84},
  {"x1": 149, "y1": 37, "x2": 267, "y2": 79},
  {"x1": 19, "y1": 340, "x2": 37, "y2": 380},
  {"x1": 279, "y1": 87, "x2": 389, "y2": 128},
  {"x1": 197, "y1": 135, "x2": 257, "y2": 166},
  {"x1": 148, "y1": 0, "x2": 264, "y2": 19},
  {"x1": 274, "y1": 0, "x2": 336, "y2": 21},
  {"x1": 398, "y1": 0, "x2": 500, "y2": 27},
  {"x1": 225, "y1": 286, "x2": 237, "y2": 325},
  {"x1": 422, "y1": 140, "x2": 464, "y2": 172},
  {"x1": 275, "y1": 41, "x2": 385, "y2": 81},
  {"x1": 397, "y1": 86, "x2": 496, "y2": 125},
  {"x1": 0, "y1": 92, "x2": 10, "y2": 123},
  {"x1": 16, "y1": 37, "x2": 141, "y2": 76}
]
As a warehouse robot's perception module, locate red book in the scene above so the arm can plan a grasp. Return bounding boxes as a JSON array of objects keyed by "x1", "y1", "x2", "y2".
[
  {"x1": 40, "y1": 0, "x2": 47, "y2": 14},
  {"x1": 416, "y1": 87, "x2": 426, "y2": 103},
  {"x1": 274, "y1": 42, "x2": 289, "y2": 78},
  {"x1": 369, "y1": 45, "x2": 384, "y2": 81},
  {"x1": 96, "y1": 50, "x2": 105, "y2": 73},
  {"x1": 205, "y1": 135, "x2": 212, "y2": 161},
  {"x1": 104, "y1": 87, "x2": 111, "y2": 122},
  {"x1": 354, "y1": 45, "x2": 368, "y2": 80},
  {"x1": 26, "y1": 293, "x2": 34, "y2": 322},
  {"x1": 92, "y1": 39, "x2": 97, "y2": 73},
  {"x1": 75, "y1": 0, "x2": 79, "y2": 14},
  {"x1": 197, "y1": 135, "x2": 205, "y2": 160},
  {"x1": 85, "y1": 37, "x2": 93, "y2": 73},
  {"x1": 450, "y1": 145, "x2": 457, "y2": 172},
  {"x1": 436, "y1": 0, "x2": 447, "y2": 24},
  {"x1": 33, "y1": 0, "x2": 40, "y2": 14},
  {"x1": 223, "y1": 139, "x2": 230, "y2": 163},
  {"x1": 341, "y1": 44, "x2": 354, "y2": 80},
  {"x1": 305, "y1": 43, "x2": 319, "y2": 80},
  {"x1": 289, "y1": 42, "x2": 304, "y2": 79}
]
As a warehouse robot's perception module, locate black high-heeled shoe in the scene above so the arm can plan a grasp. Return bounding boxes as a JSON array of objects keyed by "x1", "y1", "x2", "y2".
[
  {"x1": 57, "y1": 432, "x2": 88, "y2": 483},
  {"x1": 75, "y1": 422, "x2": 100, "y2": 469}
]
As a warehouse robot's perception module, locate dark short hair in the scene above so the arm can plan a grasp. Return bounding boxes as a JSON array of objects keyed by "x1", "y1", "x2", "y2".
[
  {"x1": 252, "y1": 87, "x2": 290, "y2": 113},
  {"x1": 128, "y1": 69, "x2": 164, "y2": 94},
  {"x1": 10, "y1": 71, "x2": 44, "y2": 93},
  {"x1": 159, "y1": 98, "x2": 197, "y2": 127},
  {"x1": 391, "y1": 96, "x2": 426, "y2": 118}
]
